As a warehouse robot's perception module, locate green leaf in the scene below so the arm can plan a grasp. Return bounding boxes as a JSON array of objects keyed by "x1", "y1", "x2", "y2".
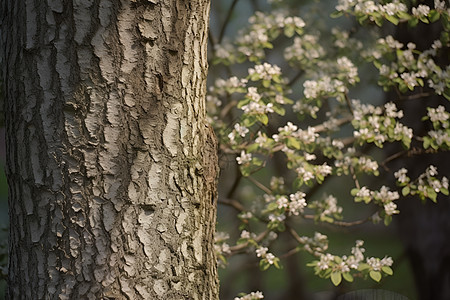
[
  {"x1": 408, "y1": 18, "x2": 419, "y2": 27},
  {"x1": 257, "y1": 114, "x2": 269, "y2": 125},
  {"x1": 240, "y1": 166, "x2": 251, "y2": 177},
  {"x1": 384, "y1": 215, "x2": 392, "y2": 226},
  {"x1": 266, "y1": 202, "x2": 279, "y2": 211},
  {"x1": 382, "y1": 266, "x2": 393, "y2": 275},
  {"x1": 420, "y1": 16, "x2": 429, "y2": 24},
  {"x1": 370, "y1": 270, "x2": 382, "y2": 282},
  {"x1": 331, "y1": 272, "x2": 342, "y2": 286},
  {"x1": 428, "y1": 188, "x2": 437, "y2": 203},
  {"x1": 397, "y1": 11, "x2": 412, "y2": 20},
  {"x1": 246, "y1": 143, "x2": 259, "y2": 153},
  {"x1": 277, "y1": 222, "x2": 286, "y2": 232},
  {"x1": 242, "y1": 115, "x2": 257, "y2": 127},
  {"x1": 284, "y1": 26, "x2": 295, "y2": 38},
  {"x1": 342, "y1": 272, "x2": 354, "y2": 282},
  {"x1": 272, "y1": 105, "x2": 286, "y2": 116},
  {"x1": 237, "y1": 98, "x2": 251, "y2": 108},
  {"x1": 358, "y1": 263, "x2": 370, "y2": 271},
  {"x1": 330, "y1": 11, "x2": 344, "y2": 18},
  {"x1": 351, "y1": 188, "x2": 359, "y2": 196},
  {"x1": 260, "y1": 260, "x2": 270, "y2": 271},
  {"x1": 443, "y1": 89, "x2": 450, "y2": 101},
  {"x1": 423, "y1": 137, "x2": 431, "y2": 149},
  {"x1": 287, "y1": 137, "x2": 301, "y2": 150},
  {"x1": 306, "y1": 261, "x2": 318, "y2": 267},
  {"x1": 386, "y1": 15, "x2": 399, "y2": 25},
  {"x1": 273, "y1": 259, "x2": 281, "y2": 269},
  {"x1": 320, "y1": 215, "x2": 334, "y2": 223},
  {"x1": 262, "y1": 80, "x2": 271, "y2": 88},
  {"x1": 402, "y1": 186, "x2": 410, "y2": 196}
]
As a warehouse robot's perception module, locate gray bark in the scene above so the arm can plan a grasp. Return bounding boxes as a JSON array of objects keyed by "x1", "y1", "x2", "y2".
[{"x1": 1, "y1": 0, "x2": 219, "y2": 299}]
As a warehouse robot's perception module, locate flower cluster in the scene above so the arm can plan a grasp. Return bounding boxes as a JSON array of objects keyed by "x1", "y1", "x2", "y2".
[
  {"x1": 234, "y1": 291, "x2": 264, "y2": 300},
  {"x1": 352, "y1": 100, "x2": 413, "y2": 148},
  {"x1": 299, "y1": 232, "x2": 329, "y2": 255},
  {"x1": 396, "y1": 166, "x2": 449, "y2": 203},
  {"x1": 214, "y1": 232, "x2": 231, "y2": 267},
  {"x1": 352, "y1": 185, "x2": 400, "y2": 224},
  {"x1": 207, "y1": 0, "x2": 450, "y2": 291},
  {"x1": 285, "y1": 35, "x2": 325, "y2": 67},
  {"x1": 335, "y1": 0, "x2": 447, "y2": 27},
  {"x1": 309, "y1": 195, "x2": 343, "y2": 223},
  {"x1": 255, "y1": 246, "x2": 280, "y2": 270},
  {"x1": 335, "y1": 149, "x2": 380, "y2": 176},
  {"x1": 307, "y1": 239, "x2": 394, "y2": 285},
  {"x1": 423, "y1": 105, "x2": 450, "y2": 150}
]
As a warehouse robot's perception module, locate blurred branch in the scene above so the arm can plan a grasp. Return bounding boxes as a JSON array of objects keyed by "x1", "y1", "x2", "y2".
[
  {"x1": 247, "y1": 175, "x2": 272, "y2": 195},
  {"x1": 380, "y1": 147, "x2": 441, "y2": 171},
  {"x1": 287, "y1": 70, "x2": 304, "y2": 87},
  {"x1": 302, "y1": 214, "x2": 372, "y2": 227},
  {"x1": 228, "y1": 166, "x2": 243, "y2": 198},
  {"x1": 218, "y1": 0, "x2": 240, "y2": 44},
  {"x1": 279, "y1": 246, "x2": 301, "y2": 259},
  {"x1": 218, "y1": 198, "x2": 245, "y2": 212}
]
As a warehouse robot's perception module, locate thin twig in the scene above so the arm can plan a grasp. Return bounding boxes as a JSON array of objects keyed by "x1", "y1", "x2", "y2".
[
  {"x1": 344, "y1": 92, "x2": 354, "y2": 116},
  {"x1": 349, "y1": 165, "x2": 360, "y2": 189},
  {"x1": 279, "y1": 247, "x2": 301, "y2": 259},
  {"x1": 247, "y1": 176, "x2": 272, "y2": 195},
  {"x1": 220, "y1": 99, "x2": 238, "y2": 119},
  {"x1": 302, "y1": 214, "x2": 371, "y2": 227},
  {"x1": 229, "y1": 229, "x2": 270, "y2": 253},
  {"x1": 399, "y1": 92, "x2": 431, "y2": 101},
  {"x1": 287, "y1": 226, "x2": 304, "y2": 244},
  {"x1": 380, "y1": 147, "x2": 441, "y2": 171}
]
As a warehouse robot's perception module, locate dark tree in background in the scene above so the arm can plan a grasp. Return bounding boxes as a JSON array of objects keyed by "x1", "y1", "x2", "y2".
[{"x1": 393, "y1": 1, "x2": 450, "y2": 298}]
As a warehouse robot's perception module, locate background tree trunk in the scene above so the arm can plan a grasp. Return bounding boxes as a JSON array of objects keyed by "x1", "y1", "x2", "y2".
[
  {"x1": 1, "y1": 0, "x2": 219, "y2": 299},
  {"x1": 390, "y1": 2, "x2": 450, "y2": 298}
]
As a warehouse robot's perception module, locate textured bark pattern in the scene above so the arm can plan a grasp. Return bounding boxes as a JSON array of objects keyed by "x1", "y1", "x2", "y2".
[{"x1": 1, "y1": 0, "x2": 218, "y2": 299}]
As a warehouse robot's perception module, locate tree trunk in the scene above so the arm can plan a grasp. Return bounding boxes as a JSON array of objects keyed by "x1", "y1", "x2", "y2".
[
  {"x1": 1, "y1": 0, "x2": 219, "y2": 299},
  {"x1": 390, "y1": 2, "x2": 450, "y2": 298}
]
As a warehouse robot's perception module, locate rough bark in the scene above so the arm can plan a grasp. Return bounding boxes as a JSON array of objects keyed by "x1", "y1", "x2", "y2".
[{"x1": 1, "y1": 0, "x2": 219, "y2": 299}]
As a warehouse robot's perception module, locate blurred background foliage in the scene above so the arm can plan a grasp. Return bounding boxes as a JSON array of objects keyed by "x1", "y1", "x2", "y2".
[{"x1": 209, "y1": 0, "x2": 448, "y2": 299}]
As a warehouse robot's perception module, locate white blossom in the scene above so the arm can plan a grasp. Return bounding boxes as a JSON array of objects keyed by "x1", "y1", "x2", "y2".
[
  {"x1": 317, "y1": 253, "x2": 335, "y2": 270},
  {"x1": 384, "y1": 202, "x2": 399, "y2": 216},
  {"x1": 248, "y1": 63, "x2": 281, "y2": 81},
  {"x1": 240, "y1": 230, "x2": 251, "y2": 239},
  {"x1": 276, "y1": 196, "x2": 289, "y2": 209},
  {"x1": 412, "y1": 5, "x2": 430, "y2": 17},
  {"x1": 268, "y1": 214, "x2": 286, "y2": 222},
  {"x1": 289, "y1": 192, "x2": 307, "y2": 215},
  {"x1": 265, "y1": 253, "x2": 276, "y2": 265},
  {"x1": 256, "y1": 247, "x2": 268, "y2": 257},
  {"x1": 236, "y1": 151, "x2": 252, "y2": 165},
  {"x1": 428, "y1": 105, "x2": 449, "y2": 124},
  {"x1": 434, "y1": 0, "x2": 446, "y2": 10},
  {"x1": 394, "y1": 168, "x2": 409, "y2": 183},
  {"x1": 234, "y1": 291, "x2": 264, "y2": 300}
]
